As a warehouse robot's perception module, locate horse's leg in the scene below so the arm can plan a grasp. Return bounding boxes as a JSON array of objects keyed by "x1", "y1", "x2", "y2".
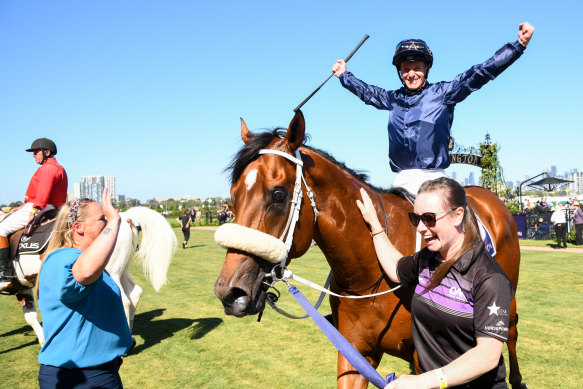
[
  {"x1": 120, "y1": 269, "x2": 142, "y2": 331},
  {"x1": 337, "y1": 350, "x2": 383, "y2": 389},
  {"x1": 506, "y1": 297, "x2": 527, "y2": 389},
  {"x1": 16, "y1": 289, "x2": 44, "y2": 345}
]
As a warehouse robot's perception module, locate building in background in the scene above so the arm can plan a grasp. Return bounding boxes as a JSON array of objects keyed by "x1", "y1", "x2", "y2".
[
  {"x1": 73, "y1": 182, "x2": 81, "y2": 198},
  {"x1": 79, "y1": 176, "x2": 116, "y2": 203},
  {"x1": 567, "y1": 172, "x2": 583, "y2": 195},
  {"x1": 104, "y1": 176, "x2": 116, "y2": 199},
  {"x1": 550, "y1": 165, "x2": 557, "y2": 177}
]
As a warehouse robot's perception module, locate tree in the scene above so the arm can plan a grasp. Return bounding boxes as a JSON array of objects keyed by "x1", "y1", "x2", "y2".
[
  {"x1": 127, "y1": 198, "x2": 141, "y2": 208},
  {"x1": 117, "y1": 199, "x2": 127, "y2": 211},
  {"x1": 479, "y1": 133, "x2": 505, "y2": 194},
  {"x1": 505, "y1": 200, "x2": 521, "y2": 215}
]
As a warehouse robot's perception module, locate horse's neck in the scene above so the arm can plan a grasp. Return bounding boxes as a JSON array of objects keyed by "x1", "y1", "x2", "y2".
[{"x1": 304, "y1": 151, "x2": 388, "y2": 290}]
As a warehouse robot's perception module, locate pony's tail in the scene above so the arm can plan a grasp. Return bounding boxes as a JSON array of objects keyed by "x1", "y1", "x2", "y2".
[{"x1": 123, "y1": 207, "x2": 177, "y2": 291}]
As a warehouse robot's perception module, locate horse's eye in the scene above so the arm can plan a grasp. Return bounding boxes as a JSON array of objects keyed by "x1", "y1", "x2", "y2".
[{"x1": 272, "y1": 190, "x2": 286, "y2": 204}]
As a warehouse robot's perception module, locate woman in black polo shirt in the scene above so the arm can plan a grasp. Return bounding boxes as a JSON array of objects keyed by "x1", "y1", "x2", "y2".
[{"x1": 357, "y1": 177, "x2": 514, "y2": 389}]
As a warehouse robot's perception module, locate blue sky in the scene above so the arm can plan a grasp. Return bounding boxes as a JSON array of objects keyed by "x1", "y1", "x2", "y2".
[{"x1": 1, "y1": 1, "x2": 581, "y2": 204}]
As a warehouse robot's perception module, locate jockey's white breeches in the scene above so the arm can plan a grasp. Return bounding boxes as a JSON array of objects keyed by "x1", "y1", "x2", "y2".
[
  {"x1": 0, "y1": 203, "x2": 34, "y2": 237},
  {"x1": 393, "y1": 168, "x2": 446, "y2": 195}
]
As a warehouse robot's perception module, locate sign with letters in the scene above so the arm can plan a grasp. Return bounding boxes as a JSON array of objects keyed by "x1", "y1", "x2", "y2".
[{"x1": 450, "y1": 153, "x2": 482, "y2": 167}]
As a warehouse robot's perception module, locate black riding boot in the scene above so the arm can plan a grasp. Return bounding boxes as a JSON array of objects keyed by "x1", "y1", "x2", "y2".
[
  {"x1": 0, "y1": 236, "x2": 15, "y2": 282},
  {"x1": 0, "y1": 248, "x2": 15, "y2": 282}
]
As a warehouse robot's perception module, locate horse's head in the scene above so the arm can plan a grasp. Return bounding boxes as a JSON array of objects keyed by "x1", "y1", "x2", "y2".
[{"x1": 214, "y1": 110, "x2": 317, "y2": 317}]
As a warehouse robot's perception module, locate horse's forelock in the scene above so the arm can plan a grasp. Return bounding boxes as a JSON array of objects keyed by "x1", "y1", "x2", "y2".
[
  {"x1": 227, "y1": 127, "x2": 308, "y2": 186},
  {"x1": 226, "y1": 128, "x2": 284, "y2": 185}
]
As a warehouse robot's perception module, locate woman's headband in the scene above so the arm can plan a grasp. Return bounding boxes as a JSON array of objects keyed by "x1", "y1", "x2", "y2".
[{"x1": 67, "y1": 198, "x2": 81, "y2": 229}]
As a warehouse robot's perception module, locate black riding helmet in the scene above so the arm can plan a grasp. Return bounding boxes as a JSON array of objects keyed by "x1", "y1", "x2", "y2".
[
  {"x1": 26, "y1": 138, "x2": 58, "y2": 156},
  {"x1": 392, "y1": 39, "x2": 433, "y2": 88}
]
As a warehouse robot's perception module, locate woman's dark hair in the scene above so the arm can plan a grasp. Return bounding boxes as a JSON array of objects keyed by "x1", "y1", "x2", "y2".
[{"x1": 418, "y1": 177, "x2": 480, "y2": 292}]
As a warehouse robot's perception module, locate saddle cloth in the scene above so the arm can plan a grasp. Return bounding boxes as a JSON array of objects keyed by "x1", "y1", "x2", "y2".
[
  {"x1": 475, "y1": 213, "x2": 497, "y2": 257},
  {"x1": 10, "y1": 219, "x2": 55, "y2": 258}
]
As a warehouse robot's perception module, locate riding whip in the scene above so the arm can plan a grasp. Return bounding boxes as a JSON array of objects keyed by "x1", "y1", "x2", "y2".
[{"x1": 293, "y1": 34, "x2": 369, "y2": 112}]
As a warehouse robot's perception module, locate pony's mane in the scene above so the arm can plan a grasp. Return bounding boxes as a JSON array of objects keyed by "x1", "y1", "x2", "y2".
[{"x1": 226, "y1": 128, "x2": 413, "y2": 200}]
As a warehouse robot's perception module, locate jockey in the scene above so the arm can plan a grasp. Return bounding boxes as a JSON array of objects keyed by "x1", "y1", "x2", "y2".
[
  {"x1": 0, "y1": 138, "x2": 68, "y2": 283},
  {"x1": 332, "y1": 22, "x2": 535, "y2": 194}
]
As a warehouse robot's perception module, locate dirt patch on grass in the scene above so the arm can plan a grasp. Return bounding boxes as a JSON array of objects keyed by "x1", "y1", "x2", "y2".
[
  {"x1": 521, "y1": 246, "x2": 583, "y2": 253},
  {"x1": 193, "y1": 226, "x2": 219, "y2": 231}
]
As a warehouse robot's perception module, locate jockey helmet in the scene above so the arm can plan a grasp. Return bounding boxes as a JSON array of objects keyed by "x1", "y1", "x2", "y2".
[
  {"x1": 26, "y1": 138, "x2": 58, "y2": 156},
  {"x1": 392, "y1": 39, "x2": 433, "y2": 69}
]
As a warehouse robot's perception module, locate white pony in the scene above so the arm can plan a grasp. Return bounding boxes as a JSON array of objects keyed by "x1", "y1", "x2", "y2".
[{"x1": 0, "y1": 207, "x2": 177, "y2": 344}]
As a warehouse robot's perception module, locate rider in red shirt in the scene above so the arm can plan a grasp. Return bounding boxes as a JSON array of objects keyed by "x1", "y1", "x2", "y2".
[
  {"x1": 24, "y1": 156, "x2": 68, "y2": 210},
  {"x1": 0, "y1": 138, "x2": 68, "y2": 283}
]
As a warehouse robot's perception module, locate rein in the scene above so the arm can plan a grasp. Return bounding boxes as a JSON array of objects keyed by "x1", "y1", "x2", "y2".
[{"x1": 266, "y1": 266, "x2": 401, "y2": 301}]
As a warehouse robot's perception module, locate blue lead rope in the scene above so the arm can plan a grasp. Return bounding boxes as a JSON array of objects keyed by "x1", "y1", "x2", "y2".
[{"x1": 287, "y1": 285, "x2": 396, "y2": 388}]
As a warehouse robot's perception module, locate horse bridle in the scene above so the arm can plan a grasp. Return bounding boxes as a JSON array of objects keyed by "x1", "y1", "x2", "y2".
[
  {"x1": 214, "y1": 147, "x2": 401, "y2": 320},
  {"x1": 214, "y1": 148, "x2": 319, "y2": 267},
  {"x1": 257, "y1": 148, "x2": 319, "y2": 264}
]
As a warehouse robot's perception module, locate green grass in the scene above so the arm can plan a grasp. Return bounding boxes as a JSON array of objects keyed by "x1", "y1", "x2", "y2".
[
  {"x1": 519, "y1": 239, "x2": 561, "y2": 248},
  {"x1": 1, "y1": 229, "x2": 582, "y2": 388}
]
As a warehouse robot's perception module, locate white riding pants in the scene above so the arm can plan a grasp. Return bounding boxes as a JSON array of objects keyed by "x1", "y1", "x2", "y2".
[
  {"x1": 0, "y1": 203, "x2": 34, "y2": 237},
  {"x1": 393, "y1": 169, "x2": 446, "y2": 195}
]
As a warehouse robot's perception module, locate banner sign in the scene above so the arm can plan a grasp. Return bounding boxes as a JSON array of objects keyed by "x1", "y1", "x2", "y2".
[
  {"x1": 513, "y1": 215, "x2": 526, "y2": 239},
  {"x1": 450, "y1": 153, "x2": 482, "y2": 167}
]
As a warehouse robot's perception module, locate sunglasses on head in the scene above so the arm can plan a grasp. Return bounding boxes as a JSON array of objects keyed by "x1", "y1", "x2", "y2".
[{"x1": 408, "y1": 208, "x2": 457, "y2": 227}]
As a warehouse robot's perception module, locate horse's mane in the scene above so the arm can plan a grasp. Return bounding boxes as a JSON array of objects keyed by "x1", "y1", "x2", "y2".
[{"x1": 226, "y1": 128, "x2": 412, "y2": 202}]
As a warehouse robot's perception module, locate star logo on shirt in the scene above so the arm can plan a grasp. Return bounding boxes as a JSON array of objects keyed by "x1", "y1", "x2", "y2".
[{"x1": 487, "y1": 302, "x2": 500, "y2": 316}]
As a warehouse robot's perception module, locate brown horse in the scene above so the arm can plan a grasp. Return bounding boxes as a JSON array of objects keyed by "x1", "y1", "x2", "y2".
[{"x1": 214, "y1": 110, "x2": 526, "y2": 389}]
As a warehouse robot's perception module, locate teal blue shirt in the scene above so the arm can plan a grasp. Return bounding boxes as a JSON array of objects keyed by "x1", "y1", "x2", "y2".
[{"x1": 38, "y1": 248, "x2": 132, "y2": 368}]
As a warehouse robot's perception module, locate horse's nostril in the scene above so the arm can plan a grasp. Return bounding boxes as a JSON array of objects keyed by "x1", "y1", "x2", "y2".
[{"x1": 224, "y1": 288, "x2": 248, "y2": 305}]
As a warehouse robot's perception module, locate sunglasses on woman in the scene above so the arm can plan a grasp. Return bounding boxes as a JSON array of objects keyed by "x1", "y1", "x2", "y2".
[{"x1": 408, "y1": 208, "x2": 457, "y2": 227}]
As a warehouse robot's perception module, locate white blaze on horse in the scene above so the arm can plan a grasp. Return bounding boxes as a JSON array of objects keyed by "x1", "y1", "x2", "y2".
[{"x1": 0, "y1": 206, "x2": 177, "y2": 344}]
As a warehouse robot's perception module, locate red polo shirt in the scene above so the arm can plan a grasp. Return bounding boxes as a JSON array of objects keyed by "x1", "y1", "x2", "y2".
[{"x1": 24, "y1": 157, "x2": 68, "y2": 209}]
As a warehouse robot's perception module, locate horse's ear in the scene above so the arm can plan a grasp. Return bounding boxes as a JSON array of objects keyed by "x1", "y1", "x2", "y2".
[
  {"x1": 241, "y1": 118, "x2": 254, "y2": 144},
  {"x1": 284, "y1": 110, "x2": 305, "y2": 152}
]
